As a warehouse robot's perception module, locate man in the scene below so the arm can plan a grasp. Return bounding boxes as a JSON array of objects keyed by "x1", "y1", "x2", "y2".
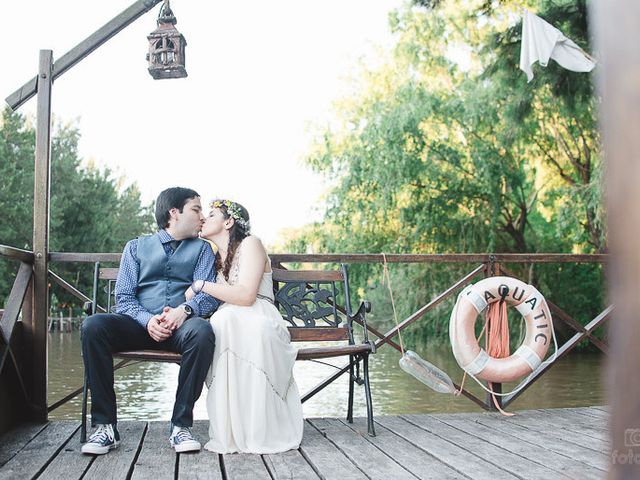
[{"x1": 81, "y1": 187, "x2": 219, "y2": 455}]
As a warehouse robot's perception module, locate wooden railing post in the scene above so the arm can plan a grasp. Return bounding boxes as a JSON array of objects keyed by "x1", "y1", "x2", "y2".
[{"x1": 27, "y1": 50, "x2": 54, "y2": 422}]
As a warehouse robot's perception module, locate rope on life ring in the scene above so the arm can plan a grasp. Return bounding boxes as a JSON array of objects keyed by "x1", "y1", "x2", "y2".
[{"x1": 450, "y1": 276, "x2": 558, "y2": 398}]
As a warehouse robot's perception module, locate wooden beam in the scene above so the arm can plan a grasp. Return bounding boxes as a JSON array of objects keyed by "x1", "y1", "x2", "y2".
[
  {"x1": 5, "y1": 0, "x2": 162, "y2": 111},
  {"x1": 272, "y1": 269, "x2": 344, "y2": 282},
  {"x1": 271, "y1": 253, "x2": 608, "y2": 264},
  {"x1": 502, "y1": 306, "x2": 613, "y2": 408},
  {"x1": 49, "y1": 252, "x2": 608, "y2": 265},
  {"x1": 0, "y1": 246, "x2": 34, "y2": 263},
  {"x1": 296, "y1": 344, "x2": 372, "y2": 361},
  {"x1": 375, "y1": 264, "x2": 486, "y2": 349},
  {"x1": 499, "y1": 264, "x2": 609, "y2": 354},
  {"x1": 49, "y1": 252, "x2": 122, "y2": 263},
  {"x1": 48, "y1": 269, "x2": 94, "y2": 307},
  {"x1": 289, "y1": 327, "x2": 350, "y2": 342},
  {"x1": 592, "y1": 1, "x2": 640, "y2": 477},
  {"x1": 0, "y1": 263, "x2": 32, "y2": 347},
  {"x1": 27, "y1": 50, "x2": 53, "y2": 422},
  {"x1": 0, "y1": 263, "x2": 32, "y2": 373},
  {"x1": 547, "y1": 300, "x2": 609, "y2": 354}
]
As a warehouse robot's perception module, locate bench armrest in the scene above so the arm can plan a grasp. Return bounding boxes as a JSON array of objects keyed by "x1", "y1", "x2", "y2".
[{"x1": 348, "y1": 300, "x2": 375, "y2": 351}]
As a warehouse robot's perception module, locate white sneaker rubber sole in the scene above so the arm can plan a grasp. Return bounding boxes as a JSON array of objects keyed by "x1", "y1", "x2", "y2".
[
  {"x1": 171, "y1": 439, "x2": 201, "y2": 453},
  {"x1": 81, "y1": 440, "x2": 120, "y2": 455}
]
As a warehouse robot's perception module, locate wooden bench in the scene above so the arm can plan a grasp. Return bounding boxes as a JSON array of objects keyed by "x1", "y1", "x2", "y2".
[{"x1": 81, "y1": 262, "x2": 376, "y2": 442}]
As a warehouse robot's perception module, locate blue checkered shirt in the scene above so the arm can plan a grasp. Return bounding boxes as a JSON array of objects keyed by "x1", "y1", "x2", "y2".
[{"x1": 114, "y1": 229, "x2": 219, "y2": 328}]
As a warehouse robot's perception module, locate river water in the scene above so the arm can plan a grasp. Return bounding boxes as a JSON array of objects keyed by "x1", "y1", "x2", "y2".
[{"x1": 48, "y1": 330, "x2": 605, "y2": 421}]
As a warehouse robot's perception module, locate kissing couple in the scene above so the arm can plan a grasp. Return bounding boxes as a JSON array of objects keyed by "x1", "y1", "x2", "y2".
[{"x1": 81, "y1": 187, "x2": 303, "y2": 455}]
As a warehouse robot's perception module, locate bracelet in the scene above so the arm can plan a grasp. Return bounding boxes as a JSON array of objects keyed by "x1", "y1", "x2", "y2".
[{"x1": 191, "y1": 280, "x2": 204, "y2": 294}]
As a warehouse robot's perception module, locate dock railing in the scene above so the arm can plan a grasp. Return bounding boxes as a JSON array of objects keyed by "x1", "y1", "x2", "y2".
[{"x1": 0, "y1": 248, "x2": 610, "y2": 433}]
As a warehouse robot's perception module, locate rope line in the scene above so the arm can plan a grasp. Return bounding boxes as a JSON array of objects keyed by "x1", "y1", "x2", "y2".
[{"x1": 382, "y1": 253, "x2": 405, "y2": 356}]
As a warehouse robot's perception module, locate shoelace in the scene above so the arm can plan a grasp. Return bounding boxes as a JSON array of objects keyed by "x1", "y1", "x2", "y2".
[
  {"x1": 88, "y1": 425, "x2": 114, "y2": 444},
  {"x1": 172, "y1": 427, "x2": 195, "y2": 443}
]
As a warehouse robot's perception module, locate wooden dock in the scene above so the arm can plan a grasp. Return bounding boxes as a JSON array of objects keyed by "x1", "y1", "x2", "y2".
[{"x1": 0, "y1": 406, "x2": 609, "y2": 479}]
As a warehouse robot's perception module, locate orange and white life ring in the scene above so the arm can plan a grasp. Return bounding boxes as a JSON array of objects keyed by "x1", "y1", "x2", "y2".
[{"x1": 449, "y1": 276, "x2": 553, "y2": 383}]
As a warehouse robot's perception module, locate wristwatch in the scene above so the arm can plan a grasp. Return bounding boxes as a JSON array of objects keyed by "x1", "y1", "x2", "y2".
[{"x1": 180, "y1": 303, "x2": 193, "y2": 319}]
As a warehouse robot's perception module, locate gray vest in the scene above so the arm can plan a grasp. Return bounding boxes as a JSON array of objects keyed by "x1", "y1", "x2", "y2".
[{"x1": 136, "y1": 234, "x2": 204, "y2": 314}]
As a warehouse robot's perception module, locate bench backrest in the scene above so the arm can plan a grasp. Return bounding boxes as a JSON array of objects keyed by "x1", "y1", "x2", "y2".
[
  {"x1": 90, "y1": 263, "x2": 354, "y2": 343},
  {"x1": 91, "y1": 265, "x2": 119, "y2": 315},
  {"x1": 272, "y1": 267, "x2": 352, "y2": 342}
]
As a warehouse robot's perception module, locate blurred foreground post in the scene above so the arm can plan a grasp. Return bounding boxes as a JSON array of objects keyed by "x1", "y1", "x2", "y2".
[{"x1": 591, "y1": 1, "x2": 640, "y2": 477}]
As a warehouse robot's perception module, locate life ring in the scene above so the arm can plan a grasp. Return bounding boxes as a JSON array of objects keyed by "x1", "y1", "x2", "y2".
[{"x1": 449, "y1": 276, "x2": 553, "y2": 383}]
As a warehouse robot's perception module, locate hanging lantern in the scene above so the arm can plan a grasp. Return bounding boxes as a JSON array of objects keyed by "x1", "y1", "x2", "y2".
[{"x1": 146, "y1": 0, "x2": 187, "y2": 79}]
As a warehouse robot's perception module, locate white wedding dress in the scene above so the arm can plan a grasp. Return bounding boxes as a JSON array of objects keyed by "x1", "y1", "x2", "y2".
[{"x1": 204, "y1": 248, "x2": 303, "y2": 454}]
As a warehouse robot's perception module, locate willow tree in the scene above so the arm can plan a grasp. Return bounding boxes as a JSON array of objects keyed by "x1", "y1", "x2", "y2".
[{"x1": 280, "y1": 0, "x2": 603, "y2": 338}]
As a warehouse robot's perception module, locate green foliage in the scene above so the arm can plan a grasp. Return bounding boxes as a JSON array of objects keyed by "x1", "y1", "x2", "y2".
[
  {"x1": 0, "y1": 108, "x2": 154, "y2": 309},
  {"x1": 280, "y1": 0, "x2": 605, "y2": 349}
]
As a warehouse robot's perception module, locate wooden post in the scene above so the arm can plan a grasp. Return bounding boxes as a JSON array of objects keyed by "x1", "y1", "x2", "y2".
[
  {"x1": 591, "y1": 1, "x2": 640, "y2": 477},
  {"x1": 28, "y1": 50, "x2": 53, "y2": 422}
]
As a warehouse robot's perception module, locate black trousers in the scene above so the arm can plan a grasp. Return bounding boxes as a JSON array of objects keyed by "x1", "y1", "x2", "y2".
[{"x1": 81, "y1": 313, "x2": 215, "y2": 427}]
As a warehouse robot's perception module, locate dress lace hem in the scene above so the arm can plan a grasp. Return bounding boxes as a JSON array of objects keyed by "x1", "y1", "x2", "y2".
[{"x1": 206, "y1": 347, "x2": 295, "y2": 401}]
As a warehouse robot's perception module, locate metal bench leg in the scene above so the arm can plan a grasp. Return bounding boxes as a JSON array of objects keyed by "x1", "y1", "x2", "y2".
[
  {"x1": 81, "y1": 372, "x2": 89, "y2": 443},
  {"x1": 347, "y1": 355, "x2": 355, "y2": 423},
  {"x1": 363, "y1": 353, "x2": 375, "y2": 436}
]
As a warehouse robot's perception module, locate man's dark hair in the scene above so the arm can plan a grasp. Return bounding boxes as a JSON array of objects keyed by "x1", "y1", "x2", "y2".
[{"x1": 155, "y1": 187, "x2": 200, "y2": 229}]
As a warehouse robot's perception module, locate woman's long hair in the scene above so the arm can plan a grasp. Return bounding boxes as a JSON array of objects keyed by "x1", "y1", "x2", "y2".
[{"x1": 211, "y1": 200, "x2": 250, "y2": 281}]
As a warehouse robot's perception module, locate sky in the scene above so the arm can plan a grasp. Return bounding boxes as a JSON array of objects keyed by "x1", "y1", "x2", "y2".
[{"x1": 2, "y1": 0, "x2": 404, "y2": 246}]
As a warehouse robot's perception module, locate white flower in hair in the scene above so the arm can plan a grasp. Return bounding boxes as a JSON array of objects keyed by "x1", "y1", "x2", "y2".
[{"x1": 211, "y1": 199, "x2": 250, "y2": 232}]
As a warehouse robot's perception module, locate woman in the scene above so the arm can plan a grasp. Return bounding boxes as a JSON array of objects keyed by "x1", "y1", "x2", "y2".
[{"x1": 186, "y1": 199, "x2": 303, "y2": 454}]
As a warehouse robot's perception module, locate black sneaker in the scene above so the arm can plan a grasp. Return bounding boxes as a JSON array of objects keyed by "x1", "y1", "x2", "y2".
[{"x1": 81, "y1": 424, "x2": 120, "y2": 455}]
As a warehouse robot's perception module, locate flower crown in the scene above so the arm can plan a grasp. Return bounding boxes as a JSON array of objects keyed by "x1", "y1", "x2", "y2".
[{"x1": 211, "y1": 199, "x2": 251, "y2": 232}]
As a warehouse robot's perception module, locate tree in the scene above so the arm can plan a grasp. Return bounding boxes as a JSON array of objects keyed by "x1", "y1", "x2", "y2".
[
  {"x1": 281, "y1": 0, "x2": 605, "y2": 342},
  {"x1": 0, "y1": 108, "x2": 154, "y2": 308},
  {"x1": 482, "y1": 0, "x2": 604, "y2": 252}
]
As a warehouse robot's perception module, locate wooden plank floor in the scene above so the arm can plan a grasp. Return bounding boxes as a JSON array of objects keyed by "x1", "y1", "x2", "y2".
[{"x1": 0, "y1": 407, "x2": 610, "y2": 480}]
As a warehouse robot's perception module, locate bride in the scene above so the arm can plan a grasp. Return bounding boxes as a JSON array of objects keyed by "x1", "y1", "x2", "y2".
[{"x1": 186, "y1": 199, "x2": 303, "y2": 454}]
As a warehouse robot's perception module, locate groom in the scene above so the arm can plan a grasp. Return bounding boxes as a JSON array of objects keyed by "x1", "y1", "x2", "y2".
[{"x1": 81, "y1": 187, "x2": 219, "y2": 455}]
